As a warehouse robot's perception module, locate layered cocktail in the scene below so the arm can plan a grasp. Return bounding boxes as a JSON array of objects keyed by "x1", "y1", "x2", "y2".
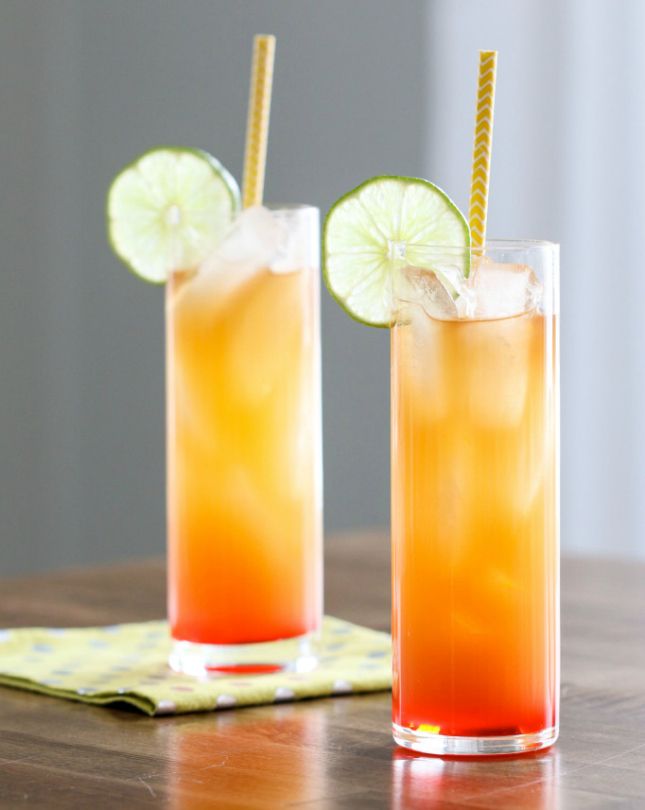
[
  {"x1": 391, "y1": 245, "x2": 559, "y2": 753},
  {"x1": 322, "y1": 51, "x2": 560, "y2": 756},
  {"x1": 167, "y1": 207, "x2": 323, "y2": 672}
]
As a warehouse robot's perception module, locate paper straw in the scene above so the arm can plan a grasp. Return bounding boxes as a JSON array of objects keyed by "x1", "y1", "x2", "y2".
[
  {"x1": 468, "y1": 50, "x2": 498, "y2": 249},
  {"x1": 242, "y1": 35, "x2": 276, "y2": 208}
]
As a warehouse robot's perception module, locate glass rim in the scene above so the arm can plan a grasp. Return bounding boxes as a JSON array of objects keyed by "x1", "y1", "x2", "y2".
[
  {"x1": 346, "y1": 239, "x2": 560, "y2": 261},
  {"x1": 260, "y1": 203, "x2": 319, "y2": 213},
  {"x1": 478, "y1": 238, "x2": 558, "y2": 250},
  {"x1": 400, "y1": 238, "x2": 559, "y2": 252}
]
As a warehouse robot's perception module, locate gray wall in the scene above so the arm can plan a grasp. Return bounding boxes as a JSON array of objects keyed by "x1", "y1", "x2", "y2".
[
  {"x1": 426, "y1": 0, "x2": 645, "y2": 558},
  {"x1": 0, "y1": 1, "x2": 426, "y2": 574},
  {"x1": 2, "y1": 1, "x2": 644, "y2": 575}
]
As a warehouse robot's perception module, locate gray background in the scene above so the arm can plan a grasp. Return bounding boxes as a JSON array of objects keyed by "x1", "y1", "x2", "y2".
[{"x1": 1, "y1": 0, "x2": 643, "y2": 575}]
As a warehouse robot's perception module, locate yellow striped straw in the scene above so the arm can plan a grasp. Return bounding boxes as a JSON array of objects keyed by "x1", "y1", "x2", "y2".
[
  {"x1": 468, "y1": 50, "x2": 498, "y2": 249},
  {"x1": 242, "y1": 34, "x2": 276, "y2": 208}
]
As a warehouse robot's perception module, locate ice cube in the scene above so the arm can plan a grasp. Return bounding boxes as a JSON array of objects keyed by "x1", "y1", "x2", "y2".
[
  {"x1": 398, "y1": 304, "x2": 452, "y2": 421},
  {"x1": 397, "y1": 265, "x2": 474, "y2": 321},
  {"x1": 179, "y1": 254, "x2": 258, "y2": 311},
  {"x1": 214, "y1": 205, "x2": 288, "y2": 266},
  {"x1": 458, "y1": 314, "x2": 532, "y2": 427},
  {"x1": 270, "y1": 206, "x2": 319, "y2": 274},
  {"x1": 177, "y1": 206, "x2": 288, "y2": 308},
  {"x1": 469, "y1": 259, "x2": 542, "y2": 319}
]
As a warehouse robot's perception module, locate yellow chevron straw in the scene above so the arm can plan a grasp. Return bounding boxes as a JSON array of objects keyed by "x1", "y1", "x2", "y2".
[
  {"x1": 468, "y1": 50, "x2": 498, "y2": 249},
  {"x1": 242, "y1": 35, "x2": 276, "y2": 208}
]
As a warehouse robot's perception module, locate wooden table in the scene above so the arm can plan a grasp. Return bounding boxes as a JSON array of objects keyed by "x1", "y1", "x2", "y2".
[{"x1": 1, "y1": 531, "x2": 644, "y2": 808}]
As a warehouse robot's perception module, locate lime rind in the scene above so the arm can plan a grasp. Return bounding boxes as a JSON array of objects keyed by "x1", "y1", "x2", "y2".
[
  {"x1": 323, "y1": 176, "x2": 470, "y2": 327},
  {"x1": 107, "y1": 146, "x2": 240, "y2": 283}
]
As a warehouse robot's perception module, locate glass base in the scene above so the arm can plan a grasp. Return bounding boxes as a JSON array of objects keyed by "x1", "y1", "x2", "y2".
[
  {"x1": 392, "y1": 723, "x2": 558, "y2": 757},
  {"x1": 169, "y1": 632, "x2": 319, "y2": 677}
]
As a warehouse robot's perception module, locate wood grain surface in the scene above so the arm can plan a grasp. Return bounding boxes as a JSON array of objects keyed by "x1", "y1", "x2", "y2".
[{"x1": 1, "y1": 531, "x2": 644, "y2": 808}]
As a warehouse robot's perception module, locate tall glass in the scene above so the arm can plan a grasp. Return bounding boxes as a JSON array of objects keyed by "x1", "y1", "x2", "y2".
[
  {"x1": 391, "y1": 241, "x2": 559, "y2": 755},
  {"x1": 166, "y1": 206, "x2": 322, "y2": 675}
]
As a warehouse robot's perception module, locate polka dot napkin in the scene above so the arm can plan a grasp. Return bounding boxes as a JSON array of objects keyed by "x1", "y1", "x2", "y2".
[{"x1": 0, "y1": 617, "x2": 391, "y2": 715}]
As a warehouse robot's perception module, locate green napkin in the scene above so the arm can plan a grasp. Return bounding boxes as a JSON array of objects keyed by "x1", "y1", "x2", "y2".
[{"x1": 0, "y1": 616, "x2": 391, "y2": 715}]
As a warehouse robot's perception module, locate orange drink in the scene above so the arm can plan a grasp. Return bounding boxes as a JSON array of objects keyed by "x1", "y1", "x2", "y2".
[
  {"x1": 391, "y1": 243, "x2": 559, "y2": 755},
  {"x1": 167, "y1": 206, "x2": 322, "y2": 674}
]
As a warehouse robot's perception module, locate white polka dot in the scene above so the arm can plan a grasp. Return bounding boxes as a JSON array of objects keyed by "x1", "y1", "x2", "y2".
[
  {"x1": 47, "y1": 628, "x2": 66, "y2": 637},
  {"x1": 332, "y1": 679, "x2": 353, "y2": 695},
  {"x1": 216, "y1": 694, "x2": 237, "y2": 708},
  {"x1": 274, "y1": 687, "x2": 295, "y2": 702},
  {"x1": 156, "y1": 700, "x2": 177, "y2": 715},
  {"x1": 0, "y1": 630, "x2": 11, "y2": 643}
]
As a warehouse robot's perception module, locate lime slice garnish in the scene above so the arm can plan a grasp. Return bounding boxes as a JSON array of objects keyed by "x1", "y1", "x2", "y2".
[
  {"x1": 323, "y1": 176, "x2": 470, "y2": 326},
  {"x1": 107, "y1": 147, "x2": 240, "y2": 283}
]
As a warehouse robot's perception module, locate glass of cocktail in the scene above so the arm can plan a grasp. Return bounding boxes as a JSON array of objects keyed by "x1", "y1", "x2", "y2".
[
  {"x1": 322, "y1": 51, "x2": 560, "y2": 756},
  {"x1": 391, "y1": 242, "x2": 559, "y2": 754},
  {"x1": 167, "y1": 205, "x2": 323, "y2": 674}
]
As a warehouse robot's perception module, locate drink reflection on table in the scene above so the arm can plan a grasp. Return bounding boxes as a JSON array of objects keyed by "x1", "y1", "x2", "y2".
[
  {"x1": 162, "y1": 702, "x2": 328, "y2": 809},
  {"x1": 391, "y1": 747, "x2": 560, "y2": 809}
]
